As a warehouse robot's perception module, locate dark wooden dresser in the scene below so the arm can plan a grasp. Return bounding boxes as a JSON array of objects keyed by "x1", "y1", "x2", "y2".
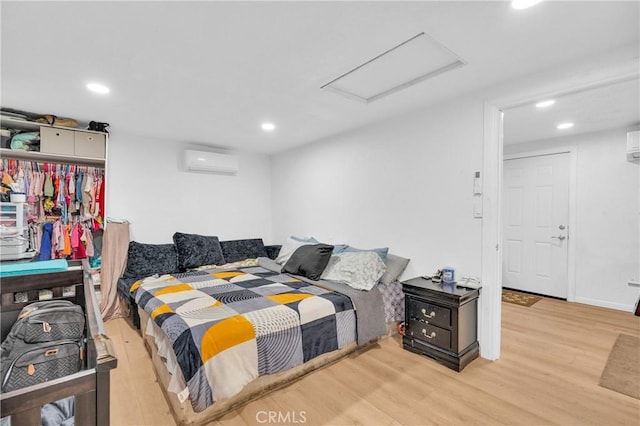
[{"x1": 402, "y1": 277, "x2": 479, "y2": 371}]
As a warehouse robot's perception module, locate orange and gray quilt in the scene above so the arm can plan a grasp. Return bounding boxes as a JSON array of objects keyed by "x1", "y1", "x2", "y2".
[{"x1": 134, "y1": 266, "x2": 356, "y2": 412}]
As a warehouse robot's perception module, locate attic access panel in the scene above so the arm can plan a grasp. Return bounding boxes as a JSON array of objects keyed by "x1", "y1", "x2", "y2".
[{"x1": 322, "y1": 32, "x2": 466, "y2": 103}]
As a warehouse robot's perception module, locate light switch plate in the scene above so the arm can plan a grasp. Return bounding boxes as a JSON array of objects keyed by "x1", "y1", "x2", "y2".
[{"x1": 473, "y1": 199, "x2": 483, "y2": 218}]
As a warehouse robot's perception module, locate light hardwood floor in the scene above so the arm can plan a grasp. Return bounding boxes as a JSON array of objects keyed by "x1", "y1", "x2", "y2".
[{"x1": 106, "y1": 297, "x2": 640, "y2": 425}]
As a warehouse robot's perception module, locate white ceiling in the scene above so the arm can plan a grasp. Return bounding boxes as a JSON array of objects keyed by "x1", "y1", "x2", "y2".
[
  {"x1": 1, "y1": 1, "x2": 639, "y2": 154},
  {"x1": 504, "y1": 78, "x2": 640, "y2": 145}
]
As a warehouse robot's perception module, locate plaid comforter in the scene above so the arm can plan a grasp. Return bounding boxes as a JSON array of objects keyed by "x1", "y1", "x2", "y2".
[{"x1": 133, "y1": 266, "x2": 356, "y2": 412}]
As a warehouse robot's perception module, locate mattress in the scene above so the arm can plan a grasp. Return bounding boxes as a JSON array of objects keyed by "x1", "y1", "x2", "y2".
[
  {"x1": 140, "y1": 307, "x2": 358, "y2": 426},
  {"x1": 133, "y1": 266, "x2": 359, "y2": 413}
]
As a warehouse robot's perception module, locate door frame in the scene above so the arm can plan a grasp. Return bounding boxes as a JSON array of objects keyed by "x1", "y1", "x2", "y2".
[
  {"x1": 480, "y1": 65, "x2": 639, "y2": 361},
  {"x1": 503, "y1": 148, "x2": 577, "y2": 302}
]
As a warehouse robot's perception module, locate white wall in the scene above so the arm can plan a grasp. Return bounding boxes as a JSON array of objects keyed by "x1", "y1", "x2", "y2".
[
  {"x1": 271, "y1": 95, "x2": 484, "y2": 283},
  {"x1": 106, "y1": 132, "x2": 272, "y2": 244},
  {"x1": 505, "y1": 127, "x2": 640, "y2": 311}
]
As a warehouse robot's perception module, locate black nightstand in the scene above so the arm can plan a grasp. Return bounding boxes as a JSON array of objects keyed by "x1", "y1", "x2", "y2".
[{"x1": 402, "y1": 277, "x2": 479, "y2": 372}]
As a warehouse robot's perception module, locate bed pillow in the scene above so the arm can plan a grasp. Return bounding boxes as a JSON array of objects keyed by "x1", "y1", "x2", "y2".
[
  {"x1": 123, "y1": 241, "x2": 179, "y2": 278},
  {"x1": 338, "y1": 245, "x2": 389, "y2": 263},
  {"x1": 265, "y1": 244, "x2": 282, "y2": 260},
  {"x1": 290, "y1": 235, "x2": 320, "y2": 244},
  {"x1": 275, "y1": 237, "x2": 313, "y2": 265},
  {"x1": 220, "y1": 238, "x2": 268, "y2": 263},
  {"x1": 321, "y1": 251, "x2": 387, "y2": 291},
  {"x1": 379, "y1": 253, "x2": 410, "y2": 285},
  {"x1": 173, "y1": 232, "x2": 225, "y2": 269},
  {"x1": 282, "y1": 244, "x2": 334, "y2": 281},
  {"x1": 332, "y1": 244, "x2": 349, "y2": 254}
]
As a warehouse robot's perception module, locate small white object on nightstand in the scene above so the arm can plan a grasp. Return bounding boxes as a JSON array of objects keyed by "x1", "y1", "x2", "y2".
[{"x1": 458, "y1": 276, "x2": 482, "y2": 289}]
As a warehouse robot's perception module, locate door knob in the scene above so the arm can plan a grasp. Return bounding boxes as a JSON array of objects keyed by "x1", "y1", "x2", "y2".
[
  {"x1": 559, "y1": 224, "x2": 566, "y2": 230},
  {"x1": 551, "y1": 235, "x2": 566, "y2": 241}
]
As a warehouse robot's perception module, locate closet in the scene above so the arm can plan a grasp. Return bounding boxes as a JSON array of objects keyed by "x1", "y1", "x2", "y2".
[{"x1": 0, "y1": 113, "x2": 107, "y2": 263}]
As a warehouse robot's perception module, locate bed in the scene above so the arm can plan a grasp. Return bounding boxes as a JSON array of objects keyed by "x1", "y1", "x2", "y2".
[
  {"x1": 120, "y1": 234, "x2": 409, "y2": 425},
  {"x1": 0, "y1": 261, "x2": 117, "y2": 425}
]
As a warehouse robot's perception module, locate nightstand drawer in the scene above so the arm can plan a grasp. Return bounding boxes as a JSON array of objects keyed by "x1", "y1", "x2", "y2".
[
  {"x1": 407, "y1": 297, "x2": 451, "y2": 329},
  {"x1": 407, "y1": 320, "x2": 451, "y2": 350}
]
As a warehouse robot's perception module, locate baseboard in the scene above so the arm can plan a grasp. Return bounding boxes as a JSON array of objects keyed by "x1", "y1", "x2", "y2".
[{"x1": 573, "y1": 297, "x2": 634, "y2": 312}]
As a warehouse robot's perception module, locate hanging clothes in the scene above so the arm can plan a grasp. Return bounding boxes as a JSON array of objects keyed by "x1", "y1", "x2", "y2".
[
  {"x1": 82, "y1": 173, "x2": 93, "y2": 218},
  {"x1": 71, "y1": 223, "x2": 86, "y2": 259},
  {"x1": 1, "y1": 158, "x2": 105, "y2": 262},
  {"x1": 60, "y1": 225, "x2": 72, "y2": 257},
  {"x1": 35, "y1": 222, "x2": 53, "y2": 261},
  {"x1": 83, "y1": 223, "x2": 95, "y2": 257},
  {"x1": 27, "y1": 169, "x2": 36, "y2": 203},
  {"x1": 97, "y1": 175, "x2": 105, "y2": 218},
  {"x1": 68, "y1": 171, "x2": 75, "y2": 201},
  {"x1": 76, "y1": 171, "x2": 83, "y2": 203},
  {"x1": 43, "y1": 173, "x2": 54, "y2": 197},
  {"x1": 64, "y1": 172, "x2": 71, "y2": 207}
]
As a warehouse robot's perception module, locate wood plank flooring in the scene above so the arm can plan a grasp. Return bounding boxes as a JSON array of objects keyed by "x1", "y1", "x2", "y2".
[{"x1": 106, "y1": 297, "x2": 640, "y2": 425}]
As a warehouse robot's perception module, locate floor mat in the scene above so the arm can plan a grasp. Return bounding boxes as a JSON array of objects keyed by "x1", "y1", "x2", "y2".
[
  {"x1": 599, "y1": 333, "x2": 640, "y2": 400},
  {"x1": 501, "y1": 289, "x2": 542, "y2": 307}
]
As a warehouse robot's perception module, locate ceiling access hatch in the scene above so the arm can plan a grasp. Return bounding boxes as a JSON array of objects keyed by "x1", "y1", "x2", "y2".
[{"x1": 321, "y1": 32, "x2": 466, "y2": 103}]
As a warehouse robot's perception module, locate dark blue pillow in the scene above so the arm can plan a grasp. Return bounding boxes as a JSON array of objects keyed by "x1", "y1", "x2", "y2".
[
  {"x1": 220, "y1": 239, "x2": 267, "y2": 263},
  {"x1": 124, "y1": 242, "x2": 179, "y2": 278},
  {"x1": 173, "y1": 232, "x2": 225, "y2": 269}
]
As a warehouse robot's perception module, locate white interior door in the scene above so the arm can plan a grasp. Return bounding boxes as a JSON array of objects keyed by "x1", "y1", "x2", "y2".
[{"x1": 503, "y1": 152, "x2": 570, "y2": 298}]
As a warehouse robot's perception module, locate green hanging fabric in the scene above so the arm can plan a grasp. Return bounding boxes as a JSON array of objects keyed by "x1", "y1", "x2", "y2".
[{"x1": 44, "y1": 173, "x2": 54, "y2": 197}]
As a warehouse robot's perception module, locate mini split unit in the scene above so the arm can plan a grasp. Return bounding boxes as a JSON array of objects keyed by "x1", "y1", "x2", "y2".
[{"x1": 183, "y1": 150, "x2": 239, "y2": 175}]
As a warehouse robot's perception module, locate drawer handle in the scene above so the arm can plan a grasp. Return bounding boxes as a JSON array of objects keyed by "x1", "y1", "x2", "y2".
[
  {"x1": 421, "y1": 329, "x2": 436, "y2": 339},
  {"x1": 421, "y1": 308, "x2": 435, "y2": 318}
]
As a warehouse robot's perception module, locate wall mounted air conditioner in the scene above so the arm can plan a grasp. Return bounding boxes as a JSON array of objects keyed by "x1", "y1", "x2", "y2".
[
  {"x1": 628, "y1": 130, "x2": 640, "y2": 162},
  {"x1": 183, "y1": 150, "x2": 239, "y2": 175}
]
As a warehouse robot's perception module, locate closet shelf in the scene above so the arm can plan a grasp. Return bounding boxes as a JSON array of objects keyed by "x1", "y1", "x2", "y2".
[
  {"x1": 0, "y1": 148, "x2": 105, "y2": 167},
  {"x1": 0, "y1": 116, "x2": 105, "y2": 135}
]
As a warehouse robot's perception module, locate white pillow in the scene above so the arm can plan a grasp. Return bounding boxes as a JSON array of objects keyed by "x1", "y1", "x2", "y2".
[
  {"x1": 321, "y1": 251, "x2": 387, "y2": 291},
  {"x1": 275, "y1": 237, "x2": 312, "y2": 265}
]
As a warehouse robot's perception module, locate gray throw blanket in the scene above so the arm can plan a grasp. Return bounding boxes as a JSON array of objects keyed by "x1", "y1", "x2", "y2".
[{"x1": 258, "y1": 257, "x2": 387, "y2": 346}]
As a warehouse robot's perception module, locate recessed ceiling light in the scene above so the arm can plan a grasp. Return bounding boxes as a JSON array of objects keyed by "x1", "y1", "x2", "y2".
[
  {"x1": 86, "y1": 82, "x2": 110, "y2": 95},
  {"x1": 512, "y1": 0, "x2": 543, "y2": 10},
  {"x1": 261, "y1": 122, "x2": 276, "y2": 131},
  {"x1": 557, "y1": 122, "x2": 574, "y2": 130},
  {"x1": 535, "y1": 99, "x2": 555, "y2": 108}
]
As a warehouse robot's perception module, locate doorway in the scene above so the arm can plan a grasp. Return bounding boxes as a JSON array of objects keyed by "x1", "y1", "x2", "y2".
[
  {"x1": 502, "y1": 151, "x2": 571, "y2": 299},
  {"x1": 480, "y1": 70, "x2": 640, "y2": 361}
]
